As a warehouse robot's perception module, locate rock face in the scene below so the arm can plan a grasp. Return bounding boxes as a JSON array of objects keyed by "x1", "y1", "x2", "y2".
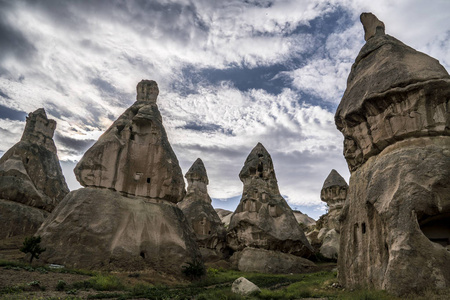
[
  {"x1": 0, "y1": 108, "x2": 68, "y2": 240},
  {"x1": 336, "y1": 14, "x2": 450, "y2": 295},
  {"x1": 227, "y1": 143, "x2": 314, "y2": 258},
  {"x1": 230, "y1": 247, "x2": 316, "y2": 274},
  {"x1": 313, "y1": 170, "x2": 348, "y2": 259},
  {"x1": 178, "y1": 158, "x2": 226, "y2": 260},
  {"x1": 292, "y1": 210, "x2": 316, "y2": 227},
  {"x1": 75, "y1": 80, "x2": 185, "y2": 203},
  {"x1": 215, "y1": 208, "x2": 233, "y2": 227},
  {"x1": 37, "y1": 80, "x2": 201, "y2": 273}
]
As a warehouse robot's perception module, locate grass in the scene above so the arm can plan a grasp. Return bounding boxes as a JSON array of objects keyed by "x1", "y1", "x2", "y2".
[{"x1": 1, "y1": 259, "x2": 449, "y2": 299}]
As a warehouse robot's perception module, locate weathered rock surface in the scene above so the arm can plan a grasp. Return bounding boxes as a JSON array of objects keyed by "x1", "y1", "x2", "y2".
[
  {"x1": 178, "y1": 158, "x2": 226, "y2": 260},
  {"x1": 231, "y1": 277, "x2": 261, "y2": 296},
  {"x1": 336, "y1": 14, "x2": 450, "y2": 295},
  {"x1": 37, "y1": 188, "x2": 200, "y2": 272},
  {"x1": 292, "y1": 210, "x2": 316, "y2": 227},
  {"x1": 215, "y1": 208, "x2": 233, "y2": 227},
  {"x1": 231, "y1": 247, "x2": 316, "y2": 274},
  {"x1": 227, "y1": 143, "x2": 314, "y2": 258},
  {"x1": 313, "y1": 170, "x2": 348, "y2": 259},
  {"x1": 75, "y1": 80, "x2": 185, "y2": 203},
  {"x1": 37, "y1": 80, "x2": 201, "y2": 274},
  {"x1": 0, "y1": 108, "x2": 68, "y2": 239}
]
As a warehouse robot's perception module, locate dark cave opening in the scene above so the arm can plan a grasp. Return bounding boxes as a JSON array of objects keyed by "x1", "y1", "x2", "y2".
[{"x1": 419, "y1": 213, "x2": 450, "y2": 247}]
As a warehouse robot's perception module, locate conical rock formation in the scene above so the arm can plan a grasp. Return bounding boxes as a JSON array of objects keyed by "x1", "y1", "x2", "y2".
[
  {"x1": 227, "y1": 143, "x2": 314, "y2": 259},
  {"x1": 37, "y1": 80, "x2": 201, "y2": 274},
  {"x1": 336, "y1": 13, "x2": 450, "y2": 295},
  {"x1": 178, "y1": 158, "x2": 226, "y2": 261},
  {"x1": 0, "y1": 108, "x2": 68, "y2": 240},
  {"x1": 311, "y1": 169, "x2": 348, "y2": 260},
  {"x1": 75, "y1": 80, "x2": 185, "y2": 203}
]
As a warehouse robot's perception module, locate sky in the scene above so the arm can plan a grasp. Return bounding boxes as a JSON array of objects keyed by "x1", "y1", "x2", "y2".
[{"x1": 0, "y1": 0, "x2": 449, "y2": 220}]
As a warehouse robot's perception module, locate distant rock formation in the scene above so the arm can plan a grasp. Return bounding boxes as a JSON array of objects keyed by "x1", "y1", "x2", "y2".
[
  {"x1": 230, "y1": 247, "x2": 316, "y2": 274},
  {"x1": 215, "y1": 208, "x2": 233, "y2": 227},
  {"x1": 75, "y1": 80, "x2": 185, "y2": 203},
  {"x1": 0, "y1": 108, "x2": 69, "y2": 240},
  {"x1": 37, "y1": 80, "x2": 201, "y2": 274},
  {"x1": 292, "y1": 210, "x2": 316, "y2": 227},
  {"x1": 336, "y1": 13, "x2": 450, "y2": 295},
  {"x1": 310, "y1": 169, "x2": 348, "y2": 260},
  {"x1": 178, "y1": 158, "x2": 227, "y2": 261},
  {"x1": 227, "y1": 143, "x2": 314, "y2": 260}
]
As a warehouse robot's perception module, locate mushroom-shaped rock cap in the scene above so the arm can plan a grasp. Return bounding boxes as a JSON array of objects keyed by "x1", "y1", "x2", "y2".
[
  {"x1": 336, "y1": 13, "x2": 450, "y2": 125},
  {"x1": 360, "y1": 12, "x2": 385, "y2": 41},
  {"x1": 239, "y1": 142, "x2": 276, "y2": 182},
  {"x1": 185, "y1": 158, "x2": 209, "y2": 185},
  {"x1": 136, "y1": 80, "x2": 159, "y2": 102},
  {"x1": 322, "y1": 169, "x2": 348, "y2": 190}
]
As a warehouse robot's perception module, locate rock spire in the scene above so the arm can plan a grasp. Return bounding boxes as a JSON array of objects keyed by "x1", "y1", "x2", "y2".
[
  {"x1": 178, "y1": 158, "x2": 226, "y2": 261},
  {"x1": 0, "y1": 108, "x2": 69, "y2": 240},
  {"x1": 75, "y1": 79, "x2": 185, "y2": 203},
  {"x1": 336, "y1": 13, "x2": 450, "y2": 295},
  {"x1": 37, "y1": 81, "x2": 201, "y2": 274},
  {"x1": 227, "y1": 143, "x2": 314, "y2": 258}
]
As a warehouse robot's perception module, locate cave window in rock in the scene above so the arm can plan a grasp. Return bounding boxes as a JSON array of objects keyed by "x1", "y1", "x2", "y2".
[
  {"x1": 140, "y1": 251, "x2": 145, "y2": 259},
  {"x1": 25, "y1": 157, "x2": 29, "y2": 164},
  {"x1": 362, "y1": 222, "x2": 366, "y2": 234},
  {"x1": 418, "y1": 213, "x2": 450, "y2": 247},
  {"x1": 257, "y1": 162, "x2": 263, "y2": 178},
  {"x1": 147, "y1": 177, "x2": 151, "y2": 184}
]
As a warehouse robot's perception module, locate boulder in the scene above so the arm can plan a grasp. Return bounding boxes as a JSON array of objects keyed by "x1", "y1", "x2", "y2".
[
  {"x1": 178, "y1": 158, "x2": 227, "y2": 260},
  {"x1": 231, "y1": 247, "x2": 316, "y2": 274},
  {"x1": 231, "y1": 277, "x2": 261, "y2": 296},
  {"x1": 227, "y1": 143, "x2": 314, "y2": 258},
  {"x1": 37, "y1": 80, "x2": 201, "y2": 274},
  {"x1": 0, "y1": 108, "x2": 68, "y2": 240},
  {"x1": 75, "y1": 80, "x2": 185, "y2": 203},
  {"x1": 319, "y1": 229, "x2": 339, "y2": 260},
  {"x1": 336, "y1": 14, "x2": 450, "y2": 295}
]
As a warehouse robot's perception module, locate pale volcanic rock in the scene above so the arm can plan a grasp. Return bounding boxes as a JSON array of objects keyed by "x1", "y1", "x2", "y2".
[
  {"x1": 37, "y1": 80, "x2": 201, "y2": 273},
  {"x1": 318, "y1": 169, "x2": 348, "y2": 231},
  {"x1": 0, "y1": 108, "x2": 68, "y2": 239},
  {"x1": 227, "y1": 143, "x2": 314, "y2": 258},
  {"x1": 292, "y1": 210, "x2": 316, "y2": 227},
  {"x1": 231, "y1": 277, "x2": 261, "y2": 296},
  {"x1": 230, "y1": 247, "x2": 316, "y2": 274},
  {"x1": 37, "y1": 187, "x2": 200, "y2": 272},
  {"x1": 75, "y1": 80, "x2": 185, "y2": 203},
  {"x1": 215, "y1": 208, "x2": 233, "y2": 227},
  {"x1": 178, "y1": 158, "x2": 226, "y2": 260},
  {"x1": 336, "y1": 14, "x2": 450, "y2": 295}
]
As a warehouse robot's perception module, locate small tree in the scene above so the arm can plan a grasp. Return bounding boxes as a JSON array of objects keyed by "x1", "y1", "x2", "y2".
[{"x1": 20, "y1": 236, "x2": 46, "y2": 263}]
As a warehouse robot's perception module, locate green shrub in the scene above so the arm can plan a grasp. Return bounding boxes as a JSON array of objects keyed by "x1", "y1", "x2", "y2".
[
  {"x1": 182, "y1": 259, "x2": 206, "y2": 280},
  {"x1": 89, "y1": 274, "x2": 124, "y2": 291},
  {"x1": 20, "y1": 236, "x2": 46, "y2": 263},
  {"x1": 56, "y1": 280, "x2": 67, "y2": 291}
]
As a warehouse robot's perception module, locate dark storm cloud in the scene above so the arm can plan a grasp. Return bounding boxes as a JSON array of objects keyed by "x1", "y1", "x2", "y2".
[
  {"x1": 0, "y1": 104, "x2": 27, "y2": 121},
  {"x1": 90, "y1": 77, "x2": 134, "y2": 107},
  {"x1": 180, "y1": 122, "x2": 234, "y2": 135},
  {"x1": 54, "y1": 132, "x2": 95, "y2": 153},
  {"x1": 0, "y1": 2, "x2": 36, "y2": 62},
  {"x1": 176, "y1": 64, "x2": 290, "y2": 95}
]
